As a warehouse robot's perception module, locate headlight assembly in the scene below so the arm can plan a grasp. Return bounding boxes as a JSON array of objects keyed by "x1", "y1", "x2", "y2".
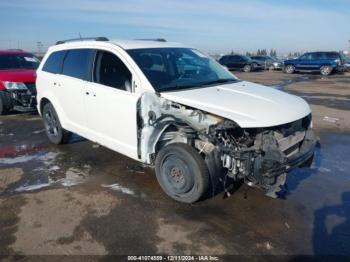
[{"x1": 2, "y1": 81, "x2": 28, "y2": 90}]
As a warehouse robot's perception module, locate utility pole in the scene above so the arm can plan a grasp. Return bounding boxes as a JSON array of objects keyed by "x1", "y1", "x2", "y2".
[{"x1": 37, "y1": 41, "x2": 43, "y2": 54}]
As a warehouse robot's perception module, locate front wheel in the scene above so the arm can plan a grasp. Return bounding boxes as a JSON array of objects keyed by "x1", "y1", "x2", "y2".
[
  {"x1": 42, "y1": 102, "x2": 72, "y2": 144},
  {"x1": 243, "y1": 64, "x2": 252, "y2": 72},
  {"x1": 284, "y1": 65, "x2": 295, "y2": 74},
  {"x1": 155, "y1": 143, "x2": 210, "y2": 203},
  {"x1": 320, "y1": 65, "x2": 332, "y2": 76}
]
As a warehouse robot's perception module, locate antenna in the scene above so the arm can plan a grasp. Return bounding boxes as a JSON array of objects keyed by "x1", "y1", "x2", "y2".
[{"x1": 78, "y1": 32, "x2": 82, "y2": 39}]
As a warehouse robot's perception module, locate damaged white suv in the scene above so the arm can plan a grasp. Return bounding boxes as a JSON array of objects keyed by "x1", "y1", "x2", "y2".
[{"x1": 36, "y1": 37, "x2": 316, "y2": 203}]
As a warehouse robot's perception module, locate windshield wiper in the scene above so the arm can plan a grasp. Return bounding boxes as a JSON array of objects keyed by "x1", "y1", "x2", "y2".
[
  {"x1": 198, "y1": 79, "x2": 238, "y2": 86},
  {"x1": 157, "y1": 79, "x2": 238, "y2": 92}
]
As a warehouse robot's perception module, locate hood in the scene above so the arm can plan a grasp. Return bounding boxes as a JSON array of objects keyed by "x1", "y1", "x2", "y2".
[
  {"x1": 0, "y1": 69, "x2": 36, "y2": 83},
  {"x1": 160, "y1": 81, "x2": 311, "y2": 128}
]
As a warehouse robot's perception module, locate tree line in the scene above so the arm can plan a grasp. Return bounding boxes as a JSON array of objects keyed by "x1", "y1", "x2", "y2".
[{"x1": 229, "y1": 49, "x2": 303, "y2": 58}]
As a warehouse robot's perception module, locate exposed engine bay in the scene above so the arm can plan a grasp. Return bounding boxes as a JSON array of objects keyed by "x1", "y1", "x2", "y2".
[{"x1": 138, "y1": 92, "x2": 316, "y2": 198}]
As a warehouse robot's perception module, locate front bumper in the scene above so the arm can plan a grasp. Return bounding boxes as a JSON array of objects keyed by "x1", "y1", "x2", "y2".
[
  {"x1": 252, "y1": 64, "x2": 264, "y2": 71},
  {"x1": 8, "y1": 83, "x2": 37, "y2": 111},
  {"x1": 273, "y1": 63, "x2": 283, "y2": 70},
  {"x1": 225, "y1": 128, "x2": 317, "y2": 197},
  {"x1": 264, "y1": 129, "x2": 316, "y2": 176}
]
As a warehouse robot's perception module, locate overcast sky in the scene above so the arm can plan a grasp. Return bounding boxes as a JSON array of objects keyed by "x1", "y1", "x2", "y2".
[{"x1": 0, "y1": 0, "x2": 349, "y2": 55}]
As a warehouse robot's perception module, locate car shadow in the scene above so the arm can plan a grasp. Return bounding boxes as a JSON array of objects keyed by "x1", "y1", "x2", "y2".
[{"x1": 312, "y1": 191, "x2": 350, "y2": 255}]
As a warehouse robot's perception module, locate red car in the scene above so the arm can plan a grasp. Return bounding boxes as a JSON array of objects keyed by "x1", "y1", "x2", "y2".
[{"x1": 0, "y1": 50, "x2": 39, "y2": 115}]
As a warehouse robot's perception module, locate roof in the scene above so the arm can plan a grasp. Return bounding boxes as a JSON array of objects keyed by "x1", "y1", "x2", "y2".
[
  {"x1": 109, "y1": 39, "x2": 185, "y2": 50},
  {"x1": 0, "y1": 50, "x2": 32, "y2": 55},
  {"x1": 53, "y1": 39, "x2": 186, "y2": 50}
]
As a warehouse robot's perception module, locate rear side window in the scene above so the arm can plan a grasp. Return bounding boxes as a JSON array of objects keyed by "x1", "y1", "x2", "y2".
[
  {"x1": 62, "y1": 49, "x2": 95, "y2": 80},
  {"x1": 324, "y1": 52, "x2": 339, "y2": 60},
  {"x1": 42, "y1": 50, "x2": 66, "y2": 74},
  {"x1": 300, "y1": 53, "x2": 312, "y2": 60}
]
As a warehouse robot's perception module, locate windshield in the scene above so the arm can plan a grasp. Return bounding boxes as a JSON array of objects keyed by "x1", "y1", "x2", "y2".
[
  {"x1": 127, "y1": 48, "x2": 238, "y2": 92},
  {"x1": 0, "y1": 54, "x2": 40, "y2": 70}
]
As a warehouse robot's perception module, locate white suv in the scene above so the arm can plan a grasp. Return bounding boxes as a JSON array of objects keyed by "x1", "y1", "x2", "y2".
[{"x1": 36, "y1": 37, "x2": 316, "y2": 203}]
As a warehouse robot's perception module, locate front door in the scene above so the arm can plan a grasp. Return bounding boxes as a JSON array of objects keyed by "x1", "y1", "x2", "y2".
[
  {"x1": 84, "y1": 50, "x2": 140, "y2": 160},
  {"x1": 295, "y1": 53, "x2": 312, "y2": 70}
]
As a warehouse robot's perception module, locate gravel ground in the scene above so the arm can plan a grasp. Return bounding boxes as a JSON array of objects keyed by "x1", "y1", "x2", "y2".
[{"x1": 0, "y1": 70, "x2": 349, "y2": 260}]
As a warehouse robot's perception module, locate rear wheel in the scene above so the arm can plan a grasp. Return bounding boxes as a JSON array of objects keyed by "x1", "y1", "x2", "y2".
[
  {"x1": 285, "y1": 65, "x2": 295, "y2": 74},
  {"x1": 155, "y1": 143, "x2": 210, "y2": 203},
  {"x1": 243, "y1": 64, "x2": 252, "y2": 72},
  {"x1": 320, "y1": 65, "x2": 332, "y2": 76},
  {"x1": 0, "y1": 91, "x2": 13, "y2": 115},
  {"x1": 42, "y1": 102, "x2": 72, "y2": 144}
]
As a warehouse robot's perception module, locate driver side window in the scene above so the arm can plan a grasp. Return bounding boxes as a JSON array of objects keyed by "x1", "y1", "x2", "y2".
[
  {"x1": 300, "y1": 53, "x2": 312, "y2": 60},
  {"x1": 93, "y1": 50, "x2": 132, "y2": 92}
]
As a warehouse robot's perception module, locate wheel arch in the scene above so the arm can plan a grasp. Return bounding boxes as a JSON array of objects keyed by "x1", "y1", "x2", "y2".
[{"x1": 38, "y1": 96, "x2": 67, "y2": 129}]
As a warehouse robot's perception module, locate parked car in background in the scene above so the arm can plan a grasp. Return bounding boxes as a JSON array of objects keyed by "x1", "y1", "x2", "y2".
[
  {"x1": 219, "y1": 55, "x2": 264, "y2": 72},
  {"x1": 250, "y1": 55, "x2": 283, "y2": 70},
  {"x1": 36, "y1": 37, "x2": 316, "y2": 203},
  {"x1": 283, "y1": 51, "x2": 346, "y2": 76},
  {"x1": 345, "y1": 58, "x2": 350, "y2": 72},
  {"x1": 0, "y1": 50, "x2": 39, "y2": 115}
]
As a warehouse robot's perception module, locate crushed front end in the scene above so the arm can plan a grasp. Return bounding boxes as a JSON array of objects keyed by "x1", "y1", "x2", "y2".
[
  {"x1": 209, "y1": 114, "x2": 316, "y2": 197},
  {"x1": 3, "y1": 82, "x2": 37, "y2": 111}
]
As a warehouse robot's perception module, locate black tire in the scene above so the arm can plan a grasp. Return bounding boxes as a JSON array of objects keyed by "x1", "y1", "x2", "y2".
[
  {"x1": 0, "y1": 91, "x2": 13, "y2": 115},
  {"x1": 155, "y1": 143, "x2": 210, "y2": 203},
  {"x1": 320, "y1": 65, "x2": 332, "y2": 76},
  {"x1": 284, "y1": 65, "x2": 295, "y2": 74},
  {"x1": 243, "y1": 64, "x2": 252, "y2": 72},
  {"x1": 42, "y1": 102, "x2": 72, "y2": 144}
]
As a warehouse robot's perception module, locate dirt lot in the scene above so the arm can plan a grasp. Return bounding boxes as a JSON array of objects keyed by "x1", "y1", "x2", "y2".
[{"x1": 0, "y1": 71, "x2": 349, "y2": 260}]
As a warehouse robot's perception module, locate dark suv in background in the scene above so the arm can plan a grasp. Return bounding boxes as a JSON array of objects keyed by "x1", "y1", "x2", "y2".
[
  {"x1": 250, "y1": 55, "x2": 283, "y2": 70},
  {"x1": 219, "y1": 55, "x2": 263, "y2": 72},
  {"x1": 283, "y1": 51, "x2": 346, "y2": 76}
]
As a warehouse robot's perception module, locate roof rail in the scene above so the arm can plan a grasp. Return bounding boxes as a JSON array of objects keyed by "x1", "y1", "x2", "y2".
[
  {"x1": 7, "y1": 49, "x2": 24, "y2": 51},
  {"x1": 135, "y1": 38, "x2": 167, "y2": 42},
  {"x1": 55, "y1": 37, "x2": 109, "y2": 45}
]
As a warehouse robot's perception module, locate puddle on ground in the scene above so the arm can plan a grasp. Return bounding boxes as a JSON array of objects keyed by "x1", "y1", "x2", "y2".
[
  {"x1": 284, "y1": 132, "x2": 350, "y2": 196},
  {"x1": 271, "y1": 75, "x2": 321, "y2": 91},
  {"x1": 0, "y1": 144, "x2": 90, "y2": 194},
  {"x1": 270, "y1": 75, "x2": 350, "y2": 111}
]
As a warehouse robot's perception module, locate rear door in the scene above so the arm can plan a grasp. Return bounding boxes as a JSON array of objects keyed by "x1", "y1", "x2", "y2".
[
  {"x1": 84, "y1": 49, "x2": 140, "y2": 160},
  {"x1": 57, "y1": 49, "x2": 95, "y2": 133}
]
